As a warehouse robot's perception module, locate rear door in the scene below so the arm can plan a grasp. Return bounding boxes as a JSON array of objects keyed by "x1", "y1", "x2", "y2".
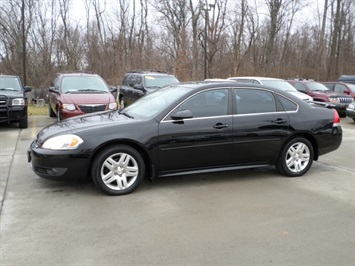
[{"x1": 231, "y1": 88, "x2": 291, "y2": 164}]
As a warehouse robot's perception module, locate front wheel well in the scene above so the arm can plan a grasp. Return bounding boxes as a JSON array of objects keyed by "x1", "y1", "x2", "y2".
[{"x1": 89, "y1": 140, "x2": 152, "y2": 180}]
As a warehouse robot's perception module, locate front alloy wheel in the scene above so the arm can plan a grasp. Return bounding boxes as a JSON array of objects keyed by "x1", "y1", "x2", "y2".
[
  {"x1": 276, "y1": 137, "x2": 313, "y2": 177},
  {"x1": 92, "y1": 145, "x2": 145, "y2": 195}
]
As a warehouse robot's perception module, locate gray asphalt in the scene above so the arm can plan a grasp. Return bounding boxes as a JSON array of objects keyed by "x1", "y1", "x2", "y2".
[{"x1": 0, "y1": 115, "x2": 354, "y2": 265}]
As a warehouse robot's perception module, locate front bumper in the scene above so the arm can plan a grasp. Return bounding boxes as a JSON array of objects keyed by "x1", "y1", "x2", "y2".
[
  {"x1": 28, "y1": 140, "x2": 91, "y2": 181},
  {"x1": 0, "y1": 106, "x2": 27, "y2": 123}
]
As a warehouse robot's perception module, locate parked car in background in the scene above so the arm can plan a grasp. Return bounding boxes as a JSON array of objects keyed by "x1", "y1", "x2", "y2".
[
  {"x1": 28, "y1": 82, "x2": 342, "y2": 196},
  {"x1": 119, "y1": 70, "x2": 179, "y2": 108},
  {"x1": 338, "y1": 75, "x2": 355, "y2": 84},
  {"x1": 346, "y1": 102, "x2": 355, "y2": 122},
  {"x1": 48, "y1": 72, "x2": 118, "y2": 121},
  {"x1": 287, "y1": 79, "x2": 353, "y2": 117},
  {"x1": 0, "y1": 75, "x2": 31, "y2": 128},
  {"x1": 322, "y1": 81, "x2": 355, "y2": 99},
  {"x1": 227, "y1": 76, "x2": 313, "y2": 101}
]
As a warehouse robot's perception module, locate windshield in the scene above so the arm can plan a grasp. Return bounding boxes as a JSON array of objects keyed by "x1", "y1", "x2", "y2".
[
  {"x1": 143, "y1": 75, "x2": 179, "y2": 89},
  {"x1": 261, "y1": 80, "x2": 298, "y2": 92},
  {"x1": 123, "y1": 85, "x2": 191, "y2": 119},
  {"x1": 0, "y1": 77, "x2": 21, "y2": 91},
  {"x1": 307, "y1": 82, "x2": 329, "y2": 92},
  {"x1": 61, "y1": 76, "x2": 109, "y2": 93}
]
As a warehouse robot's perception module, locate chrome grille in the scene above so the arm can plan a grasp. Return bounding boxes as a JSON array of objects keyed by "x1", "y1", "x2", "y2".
[
  {"x1": 338, "y1": 97, "x2": 353, "y2": 104},
  {"x1": 78, "y1": 104, "x2": 106, "y2": 113}
]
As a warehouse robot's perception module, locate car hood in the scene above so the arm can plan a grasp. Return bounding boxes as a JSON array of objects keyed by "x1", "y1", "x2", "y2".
[
  {"x1": 287, "y1": 90, "x2": 313, "y2": 101},
  {"x1": 312, "y1": 91, "x2": 352, "y2": 98},
  {"x1": 0, "y1": 90, "x2": 24, "y2": 97},
  {"x1": 36, "y1": 111, "x2": 132, "y2": 142},
  {"x1": 60, "y1": 93, "x2": 114, "y2": 104}
]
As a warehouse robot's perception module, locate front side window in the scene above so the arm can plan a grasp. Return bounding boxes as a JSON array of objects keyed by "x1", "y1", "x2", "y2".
[
  {"x1": 334, "y1": 84, "x2": 346, "y2": 93},
  {"x1": 293, "y1": 83, "x2": 307, "y2": 93},
  {"x1": 175, "y1": 89, "x2": 229, "y2": 118},
  {"x1": 234, "y1": 89, "x2": 277, "y2": 114}
]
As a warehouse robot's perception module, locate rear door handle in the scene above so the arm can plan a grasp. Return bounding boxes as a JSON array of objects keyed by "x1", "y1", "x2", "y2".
[{"x1": 272, "y1": 118, "x2": 288, "y2": 124}]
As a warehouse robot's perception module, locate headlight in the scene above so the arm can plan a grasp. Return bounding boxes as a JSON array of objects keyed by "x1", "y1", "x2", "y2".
[
  {"x1": 62, "y1": 103, "x2": 76, "y2": 111},
  {"x1": 109, "y1": 102, "x2": 117, "y2": 110},
  {"x1": 42, "y1": 134, "x2": 83, "y2": 150},
  {"x1": 348, "y1": 103, "x2": 355, "y2": 109},
  {"x1": 329, "y1": 97, "x2": 340, "y2": 104},
  {"x1": 12, "y1": 98, "x2": 25, "y2": 106}
]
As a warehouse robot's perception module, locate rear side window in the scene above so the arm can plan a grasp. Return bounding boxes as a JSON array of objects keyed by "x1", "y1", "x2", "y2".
[
  {"x1": 276, "y1": 95, "x2": 298, "y2": 111},
  {"x1": 234, "y1": 89, "x2": 276, "y2": 114}
]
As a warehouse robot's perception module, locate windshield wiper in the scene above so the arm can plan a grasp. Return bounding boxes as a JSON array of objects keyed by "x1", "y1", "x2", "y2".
[
  {"x1": 119, "y1": 111, "x2": 134, "y2": 119},
  {"x1": 0, "y1": 88, "x2": 17, "y2": 91},
  {"x1": 77, "y1": 89, "x2": 107, "y2": 92}
]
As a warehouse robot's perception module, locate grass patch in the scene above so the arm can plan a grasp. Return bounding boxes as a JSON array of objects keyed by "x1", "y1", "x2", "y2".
[{"x1": 28, "y1": 104, "x2": 49, "y2": 116}]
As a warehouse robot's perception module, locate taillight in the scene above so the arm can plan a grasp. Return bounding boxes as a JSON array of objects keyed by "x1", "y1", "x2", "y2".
[{"x1": 333, "y1": 109, "x2": 340, "y2": 125}]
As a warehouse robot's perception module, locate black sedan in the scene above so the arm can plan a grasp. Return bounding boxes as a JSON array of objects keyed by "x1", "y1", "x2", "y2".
[{"x1": 28, "y1": 82, "x2": 343, "y2": 195}]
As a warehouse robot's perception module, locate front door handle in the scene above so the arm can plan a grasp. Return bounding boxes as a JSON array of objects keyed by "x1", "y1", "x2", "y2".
[{"x1": 213, "y1": 123, "x2": 229, "y2": 129}]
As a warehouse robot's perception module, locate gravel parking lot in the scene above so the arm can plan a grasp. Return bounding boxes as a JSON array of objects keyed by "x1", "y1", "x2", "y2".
[{"x1": 1, "y1": 116, "x2": 354, "y2": 265}]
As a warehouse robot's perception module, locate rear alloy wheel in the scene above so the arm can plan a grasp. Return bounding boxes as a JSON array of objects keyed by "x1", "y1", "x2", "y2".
[
  {"x1": 276, "y1": 137, "x2": 313, "y2": 177},
  {"x1": 91, "y1": 145, "x2": 145, "y2": 195}
]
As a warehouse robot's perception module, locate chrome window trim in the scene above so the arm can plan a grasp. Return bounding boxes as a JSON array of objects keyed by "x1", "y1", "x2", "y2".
[{"x1": 160, "y1": 86, "x2": 300, "y2": 123}]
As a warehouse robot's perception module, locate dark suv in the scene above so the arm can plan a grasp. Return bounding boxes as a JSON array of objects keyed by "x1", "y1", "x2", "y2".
[
  {"x1": 48, "y1": 72, "x2": 118, "y2": 121},
  {"x1": 287, "y1": 79, "x2": 353, "y2": 117},
  {"x1": 119, "y1": 70, "x2": 179, "y2": 107},
  {"x1": 0, "y1": 75, "x2": 31, "y2": 128}
]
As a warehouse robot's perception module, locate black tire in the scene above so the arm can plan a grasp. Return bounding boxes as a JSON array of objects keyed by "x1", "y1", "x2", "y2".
[
  {"x1": 276, "y1": 137, "x2": 314, "y2": 177},
  {"x1": 49, "y1": 104, "x2": 56, "y2": 117},
  {"x1": 91, "y1": 145, "x2": 145, "y2": 195},
  {"x1": 19, "y1": 117, "x2": 28, "y2": 128}
]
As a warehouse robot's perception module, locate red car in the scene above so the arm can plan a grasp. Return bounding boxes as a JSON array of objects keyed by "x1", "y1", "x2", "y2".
[
  {"x1": 322, "y1": 81, "x2": 355, "y2": 99},
  {"x1": 48, "y1": 73, "x2": 118, "y2": 120},
  {"x1": 287, "y1": 79, "x2": 353, "y2": 117}
]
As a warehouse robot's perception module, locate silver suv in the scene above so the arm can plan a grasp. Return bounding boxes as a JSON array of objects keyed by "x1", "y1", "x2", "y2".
[{"x1": 227, "y1": 76, "x2": 313, "y2": 101}]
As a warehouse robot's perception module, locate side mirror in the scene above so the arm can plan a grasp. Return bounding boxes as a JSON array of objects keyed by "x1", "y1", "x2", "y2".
[
  {"x1": 133, "y1": 84, "x2": 144, "y2": 91},
  {"x1": 49, "y1": 86, "x2": 58, "y2": 94},
  {"x1": 110, "y1": 86, "x2": 117, "y2": 93},
  {"x1": 171, "y1": 109, "x2": 193, "y2": 120},
  {"x1": 23, "y1": 86, "x2": 31, "y2": 93}
]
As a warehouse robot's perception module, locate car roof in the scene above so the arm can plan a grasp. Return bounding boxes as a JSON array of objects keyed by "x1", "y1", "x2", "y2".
[
  {"x1": 0, "y1": 75, "x2": 19, "y2": 78},
  {"x1": 174, "y1": 80, "x2": 290, "y2": 94},
  {"x1": 125, "y1": 70, "x2": 174, "y2": 76},
  {"x1": 56, "y1": 72, "x2": 99, "y2": 77},
  {"x1": 228, "y1": 76, "x2": 284, "y2": 81}
]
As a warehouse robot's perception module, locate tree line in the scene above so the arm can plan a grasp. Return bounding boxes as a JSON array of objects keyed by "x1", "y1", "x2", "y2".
[{"x1": 0, "y1": 0, "x2": 354, "y2": 89}]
